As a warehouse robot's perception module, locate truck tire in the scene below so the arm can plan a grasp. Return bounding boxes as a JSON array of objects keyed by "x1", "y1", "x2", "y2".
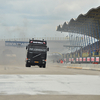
[
  {"x1": 43, "y1": 64, "x2": 46, "y2": 68},
  {"x1": 26, "y1": 63, "x2": 31, "y2": 67},
  {"x1": 39, "y1": 65, "x2": 42, "y2": 68}
]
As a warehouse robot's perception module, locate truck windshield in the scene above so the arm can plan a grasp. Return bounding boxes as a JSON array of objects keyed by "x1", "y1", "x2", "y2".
[{"x1": 28, "y1": 46, "x2": 46, "y2": 52}]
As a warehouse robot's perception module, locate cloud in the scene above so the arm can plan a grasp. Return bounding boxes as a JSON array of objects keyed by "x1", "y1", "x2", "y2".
[
  {"x1": 53, "y1": 0, "x2": 100, "y2": 19},
  {"x1": 0, "y1": 0, "x2": 100, "y2": 39}
]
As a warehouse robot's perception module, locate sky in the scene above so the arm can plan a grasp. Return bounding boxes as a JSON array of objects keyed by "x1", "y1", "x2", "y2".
[{"x1": 0, "y1": 0, "x2": 100, "y2": 39}]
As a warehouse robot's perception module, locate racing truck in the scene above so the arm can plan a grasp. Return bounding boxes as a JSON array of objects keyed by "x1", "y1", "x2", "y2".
[{"x1": 25, "y1": 38, "x2": 49, "y2": 68}]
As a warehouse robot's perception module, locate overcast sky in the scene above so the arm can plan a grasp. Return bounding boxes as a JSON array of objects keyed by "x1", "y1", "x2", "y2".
[{"x1": 0, "y1": 0, "x2": 100, "y2": 39}]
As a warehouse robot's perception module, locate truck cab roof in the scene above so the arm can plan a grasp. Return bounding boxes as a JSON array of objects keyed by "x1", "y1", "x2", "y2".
[{"x1": 29, "y1": 40, "x2": 47, "y2": 46}]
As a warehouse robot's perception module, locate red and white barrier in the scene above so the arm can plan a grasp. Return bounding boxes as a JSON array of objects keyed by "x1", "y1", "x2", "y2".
[
  {"x1": 83, "y1": 57, "x2": 86, "y2": 62},
  {"x1": 91, "y1": 57, "x2": 95, "y2": 62},
  {"x1": 96, "y1": 57, "x2": 99, "y2": 62},
  {"x1": 72, "y1": 58, "x2": 74, "y2": 62},
  {"x1": 76, "y1": 58, "x2": 78, "y2": 62},
  {"x1": 79, "y1": 58, "x2": 82, "y2": 62},
  {"x1": 69, "y1": 58, "x2": 71, "y2": 62},
  {"x1": 87, "y1": 57, "x2": 90, "y2": 62}
]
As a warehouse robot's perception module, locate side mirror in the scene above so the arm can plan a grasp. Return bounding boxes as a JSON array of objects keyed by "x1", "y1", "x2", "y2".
[{"x1": 47, "y1": 47, "x2": 49, "y2": 51}]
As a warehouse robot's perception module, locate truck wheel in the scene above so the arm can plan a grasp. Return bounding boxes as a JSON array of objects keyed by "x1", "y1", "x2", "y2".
[
  {"x1": 26, "y1": 63, "x2": 31, "y2": 67},
  {"x1": 39, "y1": 65, "x2": 42, "y2": 68},
  {"x1": 43, "y1": 64, "x2": 46, "y2": 68}
]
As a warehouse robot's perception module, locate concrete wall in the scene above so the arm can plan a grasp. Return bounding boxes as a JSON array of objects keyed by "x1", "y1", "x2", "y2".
[{"x1": 67, "y1": 64, "x2": 100, "y2": 71}]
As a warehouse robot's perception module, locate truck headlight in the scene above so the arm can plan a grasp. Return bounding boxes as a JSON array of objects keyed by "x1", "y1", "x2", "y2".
[{"x1": 42, "y1": 59, "x2": 46, "y2": 61}]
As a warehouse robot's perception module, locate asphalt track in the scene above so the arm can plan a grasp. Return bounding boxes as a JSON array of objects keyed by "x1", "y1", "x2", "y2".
[{"x1": 0, "y1": 63, "x2": 100, "y2": 100}]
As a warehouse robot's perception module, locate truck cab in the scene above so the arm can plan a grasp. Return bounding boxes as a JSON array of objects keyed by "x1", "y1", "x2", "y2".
[{"x1": 25, "y1": 39, "x2": 49, "y2": 68}]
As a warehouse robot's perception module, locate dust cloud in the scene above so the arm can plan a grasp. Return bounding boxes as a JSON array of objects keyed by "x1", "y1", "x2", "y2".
[
  {"x1": 0, "y1": 40, "x2": 70, "y2": 67},
  {"x1": 0, "y1": 41, "x2": 26, "y2": 66}
]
